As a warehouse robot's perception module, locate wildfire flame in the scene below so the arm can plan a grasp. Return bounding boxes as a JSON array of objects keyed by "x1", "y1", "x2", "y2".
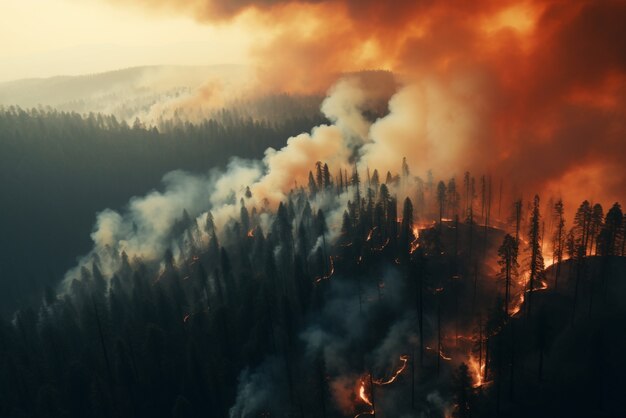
[
  {"x1": 247, "y1": 229, "x2": 254, "y2": 238},
  {"x1": 354, "y1": 379, "x2": 375, "y2": 418},
  {"x1": 353, "y1": 355, "x2": 410, "y2": 417},
  {"x1": 439, "y1": 349, "x2": 452, "y2": 361},
  {"x1": 410, "y1": 238, "x2": 420, "y2": 254},
  {"x1": 373, "y1": 355, "x2": 409, "y2": 385},
  {"x1": 468, "y1": 353, "x2": 486, "y2": 388},
  {"x1": 371, "y1": 238, "x2": 390, "y2": 253},
  {"x1": 358, "y1": 380, "x2": 373, "y2": 406},
  {"x1": 314, "y1": 256, "x2": 335, "y2": 284}
]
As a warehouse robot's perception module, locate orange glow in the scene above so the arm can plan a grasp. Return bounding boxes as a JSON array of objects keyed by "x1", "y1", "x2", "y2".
[
  {"x1": 371, "y1": 238, "x2": 390, "y2": 253},
  {"x1": 439, "y1": 349, "x2": 452, "y2": 361},
  {"x1": 314, "y1": 256, "x2": 335, "y2": 284},
  {"x1": 358, "y1": 380, "x2": 372, "y2": 406},
  {"x1": 468, "y1": 353, "x2": 486, "y2": 388},
  {"x1": 373, "y1": 355, "x2": 409, "y2": 385}
]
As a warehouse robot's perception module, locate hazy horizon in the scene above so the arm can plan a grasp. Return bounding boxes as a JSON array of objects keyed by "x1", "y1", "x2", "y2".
[{"x1": 0, "y1": 0, "x2": 252, "y2": 82}]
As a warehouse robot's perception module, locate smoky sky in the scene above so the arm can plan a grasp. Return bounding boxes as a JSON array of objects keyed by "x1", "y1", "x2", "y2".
[{"x1": 105, "y1": 0, "x2": 626, "y2": 213}]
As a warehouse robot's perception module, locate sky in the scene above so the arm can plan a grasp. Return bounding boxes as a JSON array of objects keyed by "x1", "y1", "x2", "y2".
[
  {"x1": 0, "y1": 0, "x2": 624, "y2": 209},
  {"x1": 0, "y1": 0, "x2": 252, "y2": 82}
]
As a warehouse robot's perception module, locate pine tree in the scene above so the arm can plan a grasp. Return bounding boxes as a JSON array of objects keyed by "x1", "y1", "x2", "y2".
[
  {"x1": 526, "y1": 195, "x2": 545, "y2": 318},
  {"x1": 589, "y1": 203, "x2": 604, "y2": 255},
  {"x1": 400, "y1": 197, "x2": 415, "y2": 257},
  {"x1": 598, "y1": 203, "x2": 623, "y2": 256},
  {"x1": 573, "y1": 200, "x2": 592, "y2": 258},
  {"x1": 322, "y1": 163, "x2": 331, "y2": 189},
  {"x1": 498, "y1": 234, "x2": 519, "y2": 317},
  {"x1": 437, "y1": 181, "x2": 447, "y2": 226},
  {"x1": 308, "y1": 171, "x2": 318, "y2": 196},
  {"x1": 551, "y1": 199, "x2": 565, "y2": 289},
  {"x1": 315, "y1": 161, "x2": 323, "y2": 189}
]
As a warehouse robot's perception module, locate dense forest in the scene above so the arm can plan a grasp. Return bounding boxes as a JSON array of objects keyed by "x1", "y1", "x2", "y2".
[
  {"x1": 1, "y1": 158, "x2": 624, "y2": 417},
  {"x1": 0, "y1": 105, "x2": 326, "y2": 315}
]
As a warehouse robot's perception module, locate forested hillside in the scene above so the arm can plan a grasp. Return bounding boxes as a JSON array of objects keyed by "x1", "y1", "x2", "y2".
[
  {"x1": 0, "y1": 106, "x2": 326, "y2": 315},
  {"x1": 1, "y1": 158, "x2": 624, "y2": 417}
]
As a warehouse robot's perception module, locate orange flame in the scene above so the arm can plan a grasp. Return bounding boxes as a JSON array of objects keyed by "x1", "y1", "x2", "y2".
[
  {"x1": 373, "y1": 355, "x2": 409, "y2": 385},
  {"x1": 314, "y1": 256, "x2": 335, "y2": 284},
  {"x1": 358, "y1": 380, "x2": 373, "y2": 406},
  {"x1": 354, "y1": 378, "x2": 375, "y2": 418},
  {"x1": 439, "y1": 349, "x2": 452, "y2": 361},
  {"x1": 468, "y1": 353, "x2": 486, "y2": 388}
]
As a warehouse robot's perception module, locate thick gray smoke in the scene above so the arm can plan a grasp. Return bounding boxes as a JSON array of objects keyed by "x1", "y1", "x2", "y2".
[
  {"x1": 57, "y1": 74, "x2": 506, "y2": 416},
  {"x1": 60, "y1": 73, "x2": 490, "y2": 290},
  {"x1": 228, "y1": 268, "x2": 455, "y2": 417}
]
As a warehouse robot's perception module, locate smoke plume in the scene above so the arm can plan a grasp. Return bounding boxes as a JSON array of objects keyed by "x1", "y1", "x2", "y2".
[{"x1": 100, "y1": 0, "x2": 626, "y2": 213}]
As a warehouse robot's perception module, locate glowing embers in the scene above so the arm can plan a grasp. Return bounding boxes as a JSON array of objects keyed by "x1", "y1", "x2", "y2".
[
  {"x1": 425, "y1": 346, "x2": 452, "y2": 361},
  {"x1": 182, "y1": 308, "x2": 208, "y2": 323},
  {"x1": 373, "y1": 355, "x2": 409, "y2": 385},
  {"x1": 410, "y1": 237, "x2": 420, "y2": 254},
  {"x1": 314, "y1": 256, "x2": 335, "y2": 285},
  {"x1": 371, "y1": 238, "x2": 390, "y2": 253}
]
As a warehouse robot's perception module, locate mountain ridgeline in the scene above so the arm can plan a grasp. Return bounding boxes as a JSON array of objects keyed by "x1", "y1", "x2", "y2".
[{"x1": 1, "y1": 160, "x2": 625, "y2": 418}]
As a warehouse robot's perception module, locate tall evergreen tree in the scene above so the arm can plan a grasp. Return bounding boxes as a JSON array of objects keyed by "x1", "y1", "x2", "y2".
[
  {"x1": 526, "y1": 195, "x2": 545, "y2": 318},
  {"x1": 551, "y1": 199, "x2": 565, "y2": 289},
  {"x1": 498, "y1": 234, "x2": 519, "y2": 317}
]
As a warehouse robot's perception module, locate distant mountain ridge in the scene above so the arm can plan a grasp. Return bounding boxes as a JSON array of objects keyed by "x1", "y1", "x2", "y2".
[{"x1": 0, "y1": 65, "x2": 248, "y2": 120}]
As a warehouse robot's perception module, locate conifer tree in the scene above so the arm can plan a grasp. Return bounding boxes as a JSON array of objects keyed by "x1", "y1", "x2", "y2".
[{"x1": 526, "y1": 195, "x2": 545, "y2": 317}]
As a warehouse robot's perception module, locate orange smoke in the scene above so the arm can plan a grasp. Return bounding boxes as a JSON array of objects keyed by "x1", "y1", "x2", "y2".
[{"x1": 105, "y1": 0, "x2": 626, "y2": 211}]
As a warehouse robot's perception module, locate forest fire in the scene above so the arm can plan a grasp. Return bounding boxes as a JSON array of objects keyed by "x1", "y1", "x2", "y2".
[
  {"x1": 468, "y1": 354, "x2": 486, "y2": 388},
  {"x1": 4, "y1": 0, "x2": 626, "y2": 416},
  {"x1": 410, "y1": 237, "x2": 420, "y2": 254},
  {"x1": 352, "y1": 355, "x2": 410, "y2": 417},
  {"x1": 314, "y1": 256, "x2": 335, "y2": 284},
  {"x1": 358, "y1": 380, "x2": 373, "y2": 406},
  {"x1": 439, "y1": 350, "x2": 452, "y2": 361},
  {"x1": 371, "y1": 238, "x2": 390, "y2": 253},
  {"x1": 373, "y1": 355, "x2": 409, "y2": 385},
  {"x1": 354, "y1": 378, "x2": 375, "y2": 418}
]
